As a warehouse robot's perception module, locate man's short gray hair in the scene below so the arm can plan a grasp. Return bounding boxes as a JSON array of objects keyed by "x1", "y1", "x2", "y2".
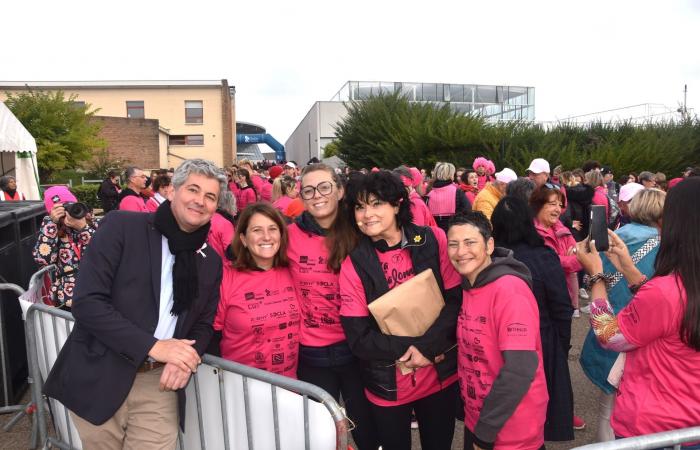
[
  {"x1": 172, "y1": 159, "x2": 228, "y2": 205},
  {"x1": 124, "y1": 166, "x2": 141, "y2": 181},
  {"x1": 433, "y1": 162, "x2": 456, "y2": 181}
]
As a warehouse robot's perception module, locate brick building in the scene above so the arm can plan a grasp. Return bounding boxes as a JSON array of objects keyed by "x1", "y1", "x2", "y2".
[{"x1": 0, "y1": 80, "x2": 236, "y2": 169}]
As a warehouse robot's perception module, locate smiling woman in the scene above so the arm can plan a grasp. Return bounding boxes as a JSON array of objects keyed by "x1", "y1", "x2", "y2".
[
  {"x1": 339, "y1": 170, "x2": 463, "y2": 450},
  {"x1": 214, "y1": 202, "x2": 300, "y2": 379}
]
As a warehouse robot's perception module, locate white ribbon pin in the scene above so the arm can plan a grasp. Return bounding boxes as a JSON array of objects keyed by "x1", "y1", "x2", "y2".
[{"x1": 197, "y1": 242, "x2": 208, "y2": 258}]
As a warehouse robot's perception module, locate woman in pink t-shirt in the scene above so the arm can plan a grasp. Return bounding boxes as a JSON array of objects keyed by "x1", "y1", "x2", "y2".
[
  {"x1": 271, "y1": 175, "x2": 298, "y2": 215},
  {"x1": 287, "y1": 163, "x2": 379, "y2": 450},
  {"x1": 214, "y1": 203, "x2": 300, "y2": 378},
  {"x1": 576, "y1": 177, "x2": 700, "y2": 447},
  {"x1": 234, "y1": 168, "x2": 257, "y2": 214},
  {"x1": 447, "y1": 210, "x2": 548, "y2": 450},
  {"x1": 339, "y1": 171, "x2": 462, "y2": 450}
]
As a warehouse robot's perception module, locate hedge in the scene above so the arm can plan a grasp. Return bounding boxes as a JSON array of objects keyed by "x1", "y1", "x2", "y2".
[{"x1": 71, "y1": 184, "x2": 101, "y2": 210}]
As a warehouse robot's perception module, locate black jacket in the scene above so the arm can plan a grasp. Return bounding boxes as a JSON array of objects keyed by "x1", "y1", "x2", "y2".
[
  {"x1": 564, "y1": 184, "x2": 594, "y2": 241},
  {"x1": 505, "y1": 241, "x2": 574, "y2": 441},
  {"x1": 97, "y1": 179, "x2": 120, "y2": 213},
  {"x1": 43, "y1": 211, "x2": 223, "y2": 429},
  {"x1": 341, "y1": 223, "x2": 461, "y2": 401}
]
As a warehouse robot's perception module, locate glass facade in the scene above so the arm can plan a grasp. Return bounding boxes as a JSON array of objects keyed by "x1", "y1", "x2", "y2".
[{"x1": 331, "y1": 81, "x2": 535, "y2": 121}]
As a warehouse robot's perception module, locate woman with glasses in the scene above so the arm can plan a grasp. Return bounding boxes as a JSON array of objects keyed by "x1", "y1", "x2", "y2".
[
  {"x1": 214, "y1": 203, "x2": 300, "y2": 378},
  {"x1": 286, "y1": 164, "x2": 379, "y2": 450},
  {"x1": 339, "y1": 171, "x2": 462, "y2": 450}
]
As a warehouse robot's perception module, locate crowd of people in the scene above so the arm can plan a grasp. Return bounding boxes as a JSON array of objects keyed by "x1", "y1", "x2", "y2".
[{"x1": 3, "y1": 155, "x2": 699, "y2": 450}]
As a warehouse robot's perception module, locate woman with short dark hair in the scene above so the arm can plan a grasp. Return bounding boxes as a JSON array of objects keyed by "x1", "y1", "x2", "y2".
[
  {"x1": 339, "y1": 171, "x2": 462, "y2": 450},
  {"x1": 447, "y1": 210, "x2": 548, "y2": 450}
]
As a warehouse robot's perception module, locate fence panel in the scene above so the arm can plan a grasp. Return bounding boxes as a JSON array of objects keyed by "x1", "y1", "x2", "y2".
[
  {"x1": 24, "y1": 302, "x2": 347, "y2": 450},
  {"x1": 572, "y1": 427, "x2": 700, "y2": 450}
]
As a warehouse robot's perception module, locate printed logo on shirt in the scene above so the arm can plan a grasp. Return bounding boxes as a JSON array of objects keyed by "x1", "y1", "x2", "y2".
[
  {"x1": 474, "y1": 315, "x2": 487, "y2": 324},
  {"x1": 272, "y1": 353, "x2": 284, "y2": 365},
  {"x1": 506, "y1": 322, "x2": 528, "y2": 336},
  {"x1": 299, "y1": 255, "x2": 309, "y2": 264},
  {"x1": 245, "y1": 292, "x2": 256, "y2": 301},
  {"x1": 385, "y1": 267, "x2": 415, "y2": 288},
  {"x1": 247, "y1": 302, "x2": 260, "y2": 310},
  {"x1": 391, "y1": 253, "x2": 404, "y2": 264},
  {"x1": 279, "y1": 322, "x2": 288, "y2": 330},
  {"x1": 467, "y1": 385, "x2": 476, "y2": 399},
  {"x1": 255, "y1": 352, "x2": 266, "y2": 364}
]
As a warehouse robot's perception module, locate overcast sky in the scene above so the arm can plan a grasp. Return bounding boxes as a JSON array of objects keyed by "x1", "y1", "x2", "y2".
[{"x1": 2, "y1": 0, "x2": 698, "y2": 142}]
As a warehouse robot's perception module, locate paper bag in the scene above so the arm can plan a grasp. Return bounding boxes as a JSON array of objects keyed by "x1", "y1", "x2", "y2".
[
  {"x1": 368, "y1": 268, "x2": 445, "y2": 337},
  {"x1": 368, "y1": 268, "x2": 445, "y2": 374},
  {"x1": 607, "y1": 352, "x2": 626, "y2": 389}
]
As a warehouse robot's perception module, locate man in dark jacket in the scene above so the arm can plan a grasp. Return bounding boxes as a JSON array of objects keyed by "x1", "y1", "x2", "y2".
[
  {"x1": 97, "y1": 170, "x2": 121, "y2": 213},
  {"x1": 44, "y1": 159, "x2": 226, "y2": 450}
]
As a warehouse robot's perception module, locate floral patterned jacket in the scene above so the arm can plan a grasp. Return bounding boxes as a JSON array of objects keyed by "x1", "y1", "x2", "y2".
[{"x1": 33, "y1": 216, "x2": 99, "y2": 307}]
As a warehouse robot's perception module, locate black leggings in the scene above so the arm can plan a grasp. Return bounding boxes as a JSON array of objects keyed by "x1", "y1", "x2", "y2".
[
  {"x1": 297, "y1": 361, "x2": 379, "y2": 450},
  {"x1": 370, "y1": 382, "x2": 458, "y2": 450}
]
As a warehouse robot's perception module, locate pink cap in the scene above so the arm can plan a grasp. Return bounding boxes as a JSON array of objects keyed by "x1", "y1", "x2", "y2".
[
  {"x1": 43, "y1": 186, "x2": 77, "y2": 213},
  {"x1": 618, "y1": 182, "x2": 645, "y2": 202}
]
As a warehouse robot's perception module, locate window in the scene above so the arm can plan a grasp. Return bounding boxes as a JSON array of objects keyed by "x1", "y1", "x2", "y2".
[
  {"x1": 169, "y1": 135, "x2": 204, "y2": 145},
  {"x1": 126, "y1": 101, "x2": 144, "y2": 118},
  {"x1": 185, "y1": 100, "x2": 203, "y2": 124}
]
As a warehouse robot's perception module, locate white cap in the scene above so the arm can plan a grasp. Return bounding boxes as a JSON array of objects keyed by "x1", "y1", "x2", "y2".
[
  {"x1": 526, "y1": 158, "x2": 550, "y2": 175},
  {"x1": 284, "y1": 162, "x2": 297, "y2": 169},
  {"x1": 619, "y1": 182, "x2": 645, "y2": 202},
  {"x1": 495, "y1": 168, "x2": 517, "y2": 183}
]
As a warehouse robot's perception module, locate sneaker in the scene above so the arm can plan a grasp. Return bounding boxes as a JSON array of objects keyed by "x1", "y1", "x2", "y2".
[
  {"x1": 573, "y1": 415, "x2": 586, "y2": 430},
  {"x1": 579, "y1": 288, "x2": 590, "y2": 300},
  {"x1": 572, "y1": 309, "x2": 581, "y2": 318},
  {"x1": 580, "y1": 304, "x2": 591, "y2": 314}
]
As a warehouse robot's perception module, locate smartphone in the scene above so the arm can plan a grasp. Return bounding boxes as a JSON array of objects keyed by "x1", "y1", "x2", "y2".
[{"x1": 588, "y1": 205, "x2": 609, "y2": 252}]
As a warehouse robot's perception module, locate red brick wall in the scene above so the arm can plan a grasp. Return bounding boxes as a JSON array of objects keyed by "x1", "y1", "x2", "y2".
[{"x1": 92, "y1": 116, "x2": 161, "y2": 169}]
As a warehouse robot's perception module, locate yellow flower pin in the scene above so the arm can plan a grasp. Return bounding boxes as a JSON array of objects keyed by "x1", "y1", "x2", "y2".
[{"x1": 414, "y1": 235, "x2": 422, "y2": 243}]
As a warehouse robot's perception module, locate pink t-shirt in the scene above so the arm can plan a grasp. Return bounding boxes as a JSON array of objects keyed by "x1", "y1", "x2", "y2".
[
  {"x1": 339, "y1": 226, "x2": 461, "y2": 406},
  {"x1": 236, "y1": 186, "x2": 257, "y2": 212},
  {"x1": 409, "y1": 191, "x2": 437, "y2": 227},
  {"x1": 273, "y1": 196, "x2": 294, "y2": 214},
  {"x1": 612, "y1": 274, "x2": 700, "y2": 437},
  {"x1": 287, "y1": 224, "x2": 346, "y2": 347},
  {"x1": 253, "y1": 175, "x2": 272, "y2": 202},
  {"x1": 458, "y1": 275, "x2": 548, "y2": 450},
  {"x1": 214, "y1": 266, "x2": 300, "y2": 378},
  {"x1": 207, "y1": 212, "x2": 235, "y2": 260},
  {"x1": 118, "y1": 195, "x2": 148, "y2": 212}
]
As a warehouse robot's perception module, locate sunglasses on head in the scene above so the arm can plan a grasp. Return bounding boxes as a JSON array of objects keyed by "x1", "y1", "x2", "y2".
[{"x1": 544, "y1": 182, "x2": 560, "y2": 191}]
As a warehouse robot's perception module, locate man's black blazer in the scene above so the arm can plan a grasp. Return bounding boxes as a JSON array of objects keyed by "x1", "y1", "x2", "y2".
[{"x1": 43, "y1": 211, "x2": 223, "y2": 428}]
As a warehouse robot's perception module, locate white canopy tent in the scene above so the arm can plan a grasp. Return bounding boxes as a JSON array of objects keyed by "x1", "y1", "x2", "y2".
[{"x1": 0, "y1": 101, "x2": 40, "y2": 200}]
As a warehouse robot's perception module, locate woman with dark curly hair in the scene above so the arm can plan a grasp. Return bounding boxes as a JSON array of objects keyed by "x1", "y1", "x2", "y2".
[{"x1": 339, "y1": 170, "x2": 462, "y2": 450}]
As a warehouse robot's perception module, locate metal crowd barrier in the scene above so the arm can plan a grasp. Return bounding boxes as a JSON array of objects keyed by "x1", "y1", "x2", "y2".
[
  {"x1": 0, "y1": 264, "x2": 55, "y2": 449},
  {"x1": 19, "y1": 273, "x2": 348, "y2": 449},
  {"x1": 572, "y1": 427, "x2": 700, "y2": 450}
]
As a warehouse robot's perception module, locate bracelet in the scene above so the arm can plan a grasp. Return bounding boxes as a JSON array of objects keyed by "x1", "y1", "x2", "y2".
[
  {"x1": 586, "y1": 272, "x2": 611, "y2": 289},
  {"x1": 628, "y1": 275, "x2": 648, "y2": 294}
]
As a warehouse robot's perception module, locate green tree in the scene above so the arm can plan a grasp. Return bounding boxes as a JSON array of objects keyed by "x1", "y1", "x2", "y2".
[
  {"x1": 334, "y1": 93, "x2": 700, "y2": 175},
  {"x1": 322, "y1": 140, "x2": 340, "y2": 158},
  {"x1": 4, "y1": 90, "x2": 106, "y2": 180}
]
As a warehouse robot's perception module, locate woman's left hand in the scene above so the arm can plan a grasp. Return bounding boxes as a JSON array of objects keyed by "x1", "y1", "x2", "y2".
[{"x1": 575, "y1": 239, "x2": 604, "y2": 275}]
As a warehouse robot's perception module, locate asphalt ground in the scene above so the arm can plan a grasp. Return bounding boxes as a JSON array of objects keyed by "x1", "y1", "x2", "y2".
[{"x1": 0, "y1": 309, "x2": 599, "y2": 450}]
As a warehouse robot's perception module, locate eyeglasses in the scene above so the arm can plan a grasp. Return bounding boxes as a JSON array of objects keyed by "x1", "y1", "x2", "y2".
[
  {"x1": 544, "y1": 182, "x2": 560, "y2": 191},
  {"x1": 300, "y1": 181, "x2": 334, "y2": 200}
]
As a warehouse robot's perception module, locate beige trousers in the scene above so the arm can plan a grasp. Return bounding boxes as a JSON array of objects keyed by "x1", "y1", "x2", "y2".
[{"x1": 70, "y1": 367, "x2": 178, "y2": 450}]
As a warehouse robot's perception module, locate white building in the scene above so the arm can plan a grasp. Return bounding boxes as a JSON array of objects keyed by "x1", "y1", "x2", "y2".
[{"x1": 285, "y1": 81, "x2": 535, "y2": 164}]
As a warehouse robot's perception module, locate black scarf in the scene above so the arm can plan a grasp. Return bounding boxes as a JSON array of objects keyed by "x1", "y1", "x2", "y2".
[
  {"x1": 295, "y1": 211, "x2": 328, "y2": 236},
  {"x1": 154, "y1": 200, "x2": 211, "y2": 315}
]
